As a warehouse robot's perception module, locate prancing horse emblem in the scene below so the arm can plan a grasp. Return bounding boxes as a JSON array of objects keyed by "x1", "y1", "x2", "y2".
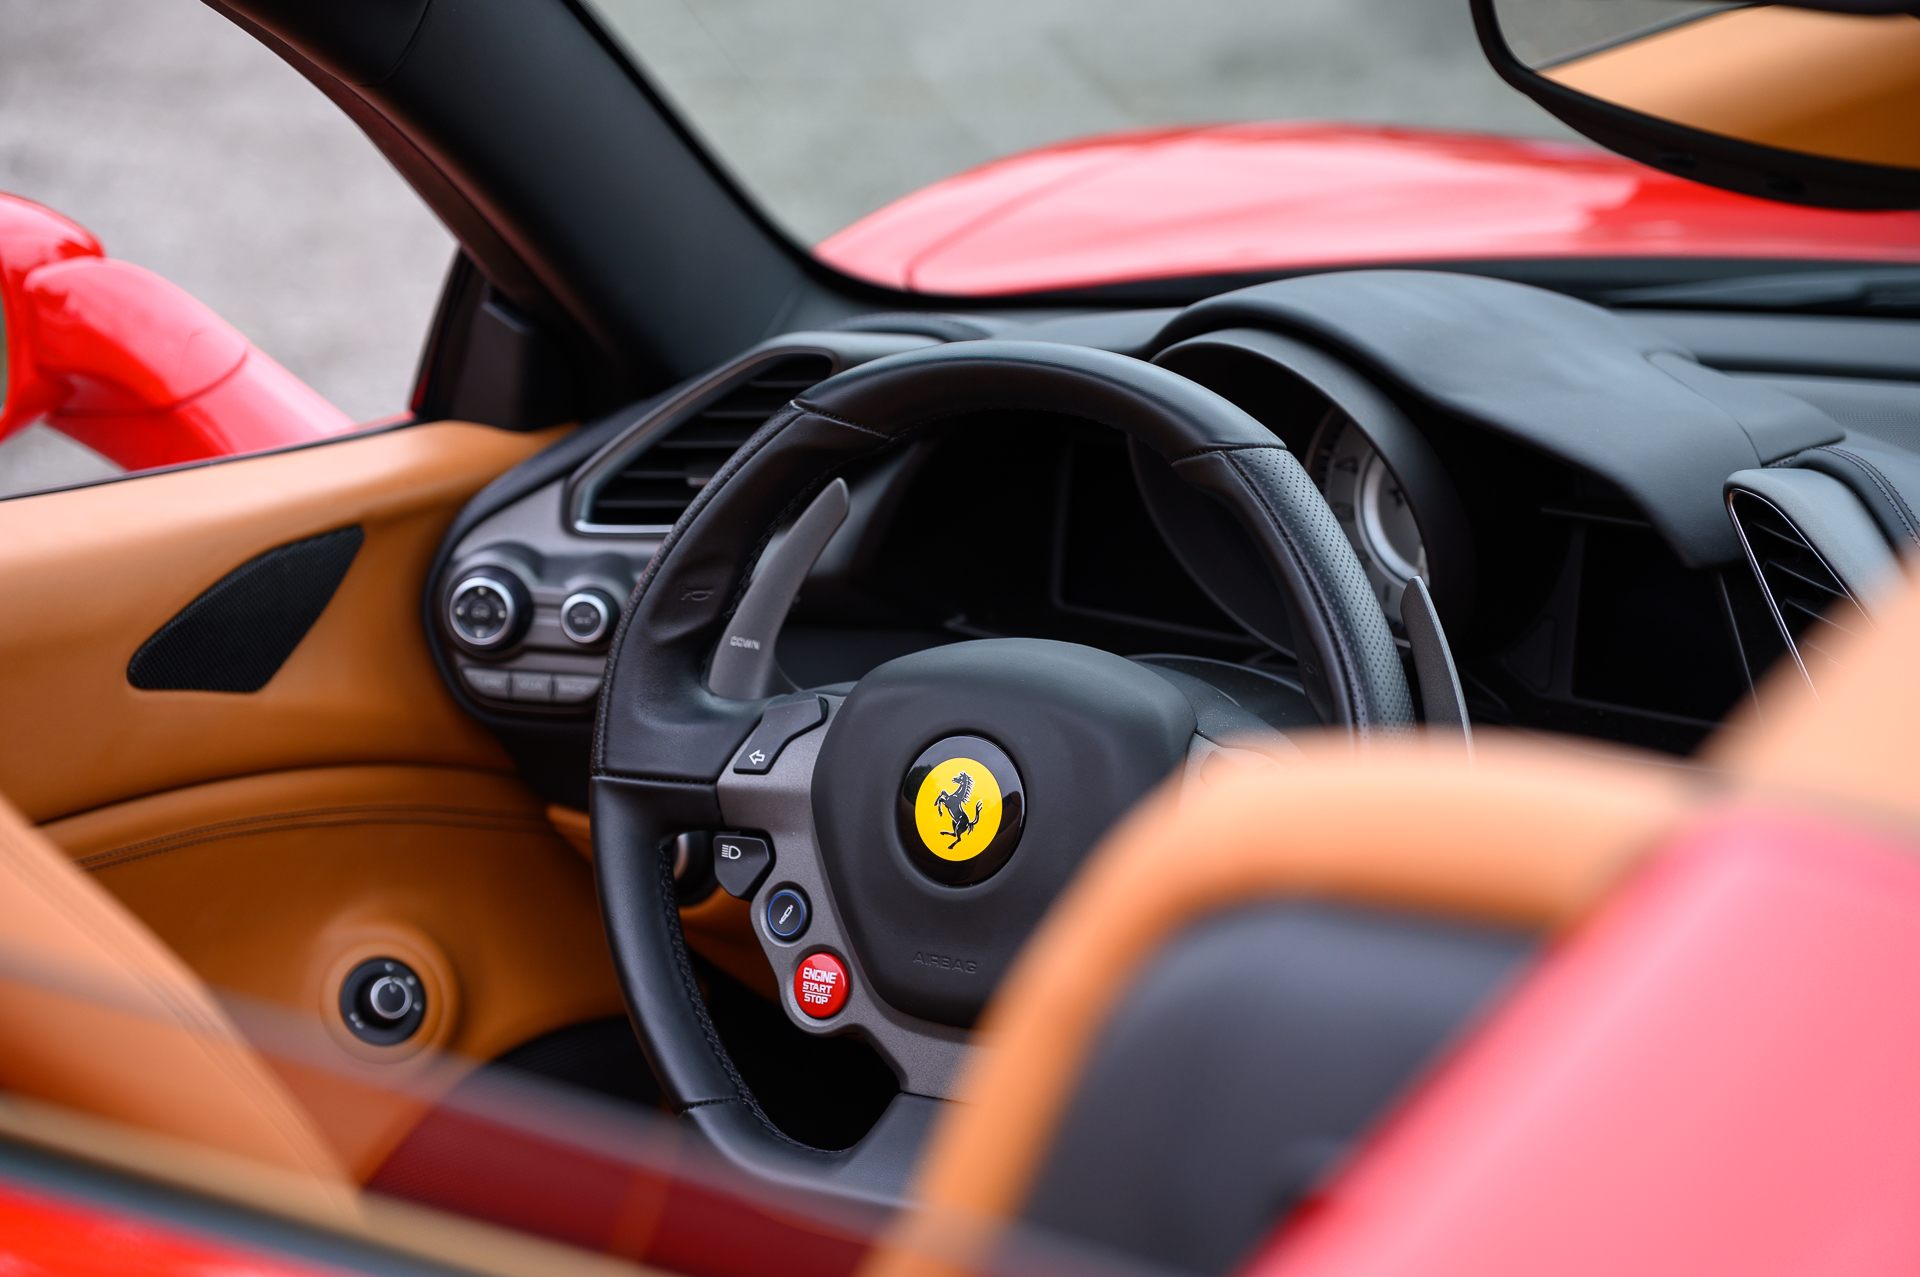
[{"x1": 933, "y1": 770, "x2": 984, "y2": 849}]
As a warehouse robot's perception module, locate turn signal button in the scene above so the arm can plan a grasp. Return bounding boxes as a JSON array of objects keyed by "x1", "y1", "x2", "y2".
[{"x1": 794, "y1": 951, "x2": 849, "y2": 1019}]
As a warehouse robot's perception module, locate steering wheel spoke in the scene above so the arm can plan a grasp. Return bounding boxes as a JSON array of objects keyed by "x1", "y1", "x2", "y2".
[{"x1": 717, "y1": 694, "x2": 976, "y2": 1099}]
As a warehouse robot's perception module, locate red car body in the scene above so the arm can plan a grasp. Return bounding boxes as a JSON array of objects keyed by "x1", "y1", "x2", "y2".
[
  {"x1": 819, "y1": 123, "x2": 1920, "y2": 293},
  {"x1": 0, "y1": 194, "x2": 354, "y2": 474}
]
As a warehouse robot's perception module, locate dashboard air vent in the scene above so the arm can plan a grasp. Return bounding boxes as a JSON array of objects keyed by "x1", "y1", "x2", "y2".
[
  {"x1": 1727, "y1": 488, "x2": 1870, "y2": 688},
  {"x1": 584, "y1": 354, "x2": 833, "y2": 529}
]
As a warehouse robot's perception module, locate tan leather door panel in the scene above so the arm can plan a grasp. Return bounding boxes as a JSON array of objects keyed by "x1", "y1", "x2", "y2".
[
  {"x1": 43, "y1": 763, "x2": 625, "y2": 1180},
  {"x1": 0, "y1": 422, "x2": 636, "y2": 1181},
  {"x1": 0, "y1": 422, "x2": 559, "y2": 823}
]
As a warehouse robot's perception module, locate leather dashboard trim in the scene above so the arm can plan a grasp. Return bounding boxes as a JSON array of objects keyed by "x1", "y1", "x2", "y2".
[{"x1": 1150, "y1": 270, "x2": 1846, "y2": 567}]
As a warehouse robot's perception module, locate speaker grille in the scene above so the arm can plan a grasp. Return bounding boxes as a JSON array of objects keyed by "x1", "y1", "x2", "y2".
[{"x1": 128, "y1": 526, "x2": 364, "y2": 693}]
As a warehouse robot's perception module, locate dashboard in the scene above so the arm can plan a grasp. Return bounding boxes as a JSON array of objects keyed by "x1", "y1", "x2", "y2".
[{"x1": 425, "y1": 269, "x2": 1920, "y2": 809}]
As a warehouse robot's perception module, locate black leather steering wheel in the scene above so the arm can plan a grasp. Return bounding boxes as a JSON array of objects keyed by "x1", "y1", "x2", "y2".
[{"x1": 590, "y1": 340, "x2": 1413, "y2": 1200}]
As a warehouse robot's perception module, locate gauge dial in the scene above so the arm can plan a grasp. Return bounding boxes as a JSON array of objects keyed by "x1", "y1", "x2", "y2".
[{"x1": 1307, "y1": 410, "x2": 1427, "y2": 629}]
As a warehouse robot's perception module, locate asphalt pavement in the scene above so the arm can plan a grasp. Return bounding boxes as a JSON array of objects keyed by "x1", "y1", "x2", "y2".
[
  {"x1": 0, "y1": 0, "x2": 455, "y2": 436},
  {"x1": 597, "y1": 0, "x2": 1571, "y2": 242}
]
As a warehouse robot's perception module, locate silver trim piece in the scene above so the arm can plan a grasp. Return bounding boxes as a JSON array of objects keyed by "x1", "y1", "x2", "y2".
[
  {"x1": 707, "y1": 479, "x2": 850, "y2": 699},
  {"x1": 366, "y1": 976, "x2": 414, "y2": 1021},
  {"x1": 1725, "y1": 476, "x2": 1891, "y2": 695}
]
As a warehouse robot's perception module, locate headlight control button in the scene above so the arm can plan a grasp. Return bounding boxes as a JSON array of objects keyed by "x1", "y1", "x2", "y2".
[
  {"x1": 713, "y1": 834, "x2": 773, "y2": 899},
  {"x1": 794, "y1": 951, "x2": 848, "y2": 1018},
  {"x1": 764, "y1": 885, "x2": 810, "y2": 940}
]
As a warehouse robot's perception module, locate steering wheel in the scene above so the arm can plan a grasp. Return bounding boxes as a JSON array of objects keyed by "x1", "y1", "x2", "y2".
[{"x1": 590, "y1": 340, "x2": 1413, "y2": 1200}]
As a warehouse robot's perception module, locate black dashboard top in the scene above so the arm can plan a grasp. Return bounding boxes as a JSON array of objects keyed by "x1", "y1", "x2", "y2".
[{"x1": 424, "y1": 268, "x2": 1920, "y2": 805}]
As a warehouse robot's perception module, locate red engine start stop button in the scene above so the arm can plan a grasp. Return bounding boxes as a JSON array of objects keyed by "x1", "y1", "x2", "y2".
[{"x1": 794, "y1": 952, "x2": 850, "y2": 1018}]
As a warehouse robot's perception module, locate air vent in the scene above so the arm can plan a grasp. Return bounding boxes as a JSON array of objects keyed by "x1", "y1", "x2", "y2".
[
  {"x1": 584, "y1": 354, "x2": 833, "y2": 529},
  {"x1": 1728, "y1": 488, "x2": 1870, "y2": 688}
]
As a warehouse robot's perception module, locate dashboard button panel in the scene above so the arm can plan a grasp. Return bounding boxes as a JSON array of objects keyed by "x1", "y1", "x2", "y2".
[{"x1": 433, "y1": 483, "x2": 646, "y2": 718}]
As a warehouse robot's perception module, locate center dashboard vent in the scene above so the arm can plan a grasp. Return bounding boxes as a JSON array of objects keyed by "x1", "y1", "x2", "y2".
[
  {"x1": 581, "y1": 354, "x2": 834, "y2": 531},
  {"x1": 1727, "y1": 488, "x2": 1870, "y2": 687}
]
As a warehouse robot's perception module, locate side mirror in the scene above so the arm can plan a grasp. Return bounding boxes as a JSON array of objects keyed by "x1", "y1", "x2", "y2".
[
  {"x1": 0, "y1": 192, "x2": 353, "y2": 476},
  {"x1": 1472, "y1": 0, "x2": 1920, "y2": 209}
]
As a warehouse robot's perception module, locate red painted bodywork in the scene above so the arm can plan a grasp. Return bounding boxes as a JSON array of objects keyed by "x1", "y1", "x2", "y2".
[
  {"x1": 1248, "y1": 805, "x2": 1920, "y2": 1277},
  {"x1": 0, "y1": 1180, "x2": 336, "y2": 1277},
  {"x1": 367, "y1": 1086, "x2": 872, "y2": 1277},
  {"x1": 0, "y1": 194, "x2": 355, "y2": 473},
  {"x1": 818, "y1": 123, "x2": 1920, "y2": 295}
]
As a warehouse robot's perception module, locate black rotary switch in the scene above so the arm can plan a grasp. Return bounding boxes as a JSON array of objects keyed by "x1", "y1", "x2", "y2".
[
  {"x1": 446, "y1": 569, "x2": 532, "y2": 654},
  {"x1": 560, "y1": 588, "x2": 619, "y2": 646},
  {"x1": 340, "y1": 958, "x2": 427, "y2": 1046},
  {"x1": 368, "y1": 974, "x2": 413, "y2": 1019}
]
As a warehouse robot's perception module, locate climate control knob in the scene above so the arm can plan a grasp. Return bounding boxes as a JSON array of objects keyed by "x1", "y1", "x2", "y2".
[
  {"x1": 446, "y1": 571, "x2": 531, "y2": 653},
  {"x1": 560, "y1": 588, "x2": 619, "y2": 646}
]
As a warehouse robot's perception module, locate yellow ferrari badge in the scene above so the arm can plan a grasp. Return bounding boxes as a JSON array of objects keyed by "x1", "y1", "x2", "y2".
[{"x1": 911, "y1": 756, "x2": 1004, "y2": 861}]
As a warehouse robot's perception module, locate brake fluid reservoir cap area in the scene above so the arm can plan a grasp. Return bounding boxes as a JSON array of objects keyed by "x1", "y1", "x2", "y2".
[{"x1": 794, "y1": 951, "x2": 850, "y2": 1019}]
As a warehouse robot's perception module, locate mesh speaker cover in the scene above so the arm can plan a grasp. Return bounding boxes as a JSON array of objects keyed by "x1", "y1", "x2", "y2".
[{"x1": 127, "y1": 525, "x2": 365, "y2": 693}]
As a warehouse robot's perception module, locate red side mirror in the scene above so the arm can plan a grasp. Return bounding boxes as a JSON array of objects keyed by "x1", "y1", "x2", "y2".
[{"x1": 0, "y1": 192, "x2": 356, "y2": 474}]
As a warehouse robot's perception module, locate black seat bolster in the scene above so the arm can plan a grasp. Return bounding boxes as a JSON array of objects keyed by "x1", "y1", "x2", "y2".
[{"x1": 1019, "y1": 901, "x2": 1531, "y2": 1275}]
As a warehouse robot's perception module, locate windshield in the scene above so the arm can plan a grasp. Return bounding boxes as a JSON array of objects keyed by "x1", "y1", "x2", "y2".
[{"x1": 584, "y1": 0, "x2": 1920, "y2": 293}]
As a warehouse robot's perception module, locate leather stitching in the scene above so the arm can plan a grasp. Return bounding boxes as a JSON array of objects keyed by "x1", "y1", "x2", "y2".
[
  {"x1": 788, "y1": 400, "x2": 894, "y2": 439},
  {"x1": 1164, "y1": 442, "x2": 1292, "y2": 463},
  {"x1": 1811, "y1": 445, "x2": 1920, "y2": 547},
  {"x1": 72, "y1": 805, "x2": 555, "y2": 871},
  {"x1": 655, "y1": 845, "x2": 808, "y2": 1145}
]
